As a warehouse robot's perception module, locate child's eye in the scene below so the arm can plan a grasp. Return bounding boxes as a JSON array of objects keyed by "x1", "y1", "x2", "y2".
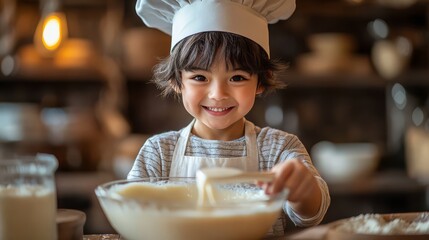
[
  {"x1": 230, "y1": 75, "x2": 247, "y2": 82},
  {"x1": 192, "y1": 75, "x2": 206, "y2": 81}
]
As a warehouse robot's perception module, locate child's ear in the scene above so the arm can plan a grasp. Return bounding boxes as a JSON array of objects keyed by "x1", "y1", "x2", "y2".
[{"x1": 256, "y1": 84, "x2": 264, "y2": 95}]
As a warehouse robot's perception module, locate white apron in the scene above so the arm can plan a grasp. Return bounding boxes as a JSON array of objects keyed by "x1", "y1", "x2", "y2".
[
  {"x1": 169, "y1": 119, "x2": 259, "y2": 177},
  {"x1": 169, "y1": 119, "x2": 282, "y2": 235}
]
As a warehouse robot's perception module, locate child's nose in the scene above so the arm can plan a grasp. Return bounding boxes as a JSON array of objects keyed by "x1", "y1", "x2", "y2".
[{"x1": 208, "y1": 81, "x2": 229, "y2": 100}]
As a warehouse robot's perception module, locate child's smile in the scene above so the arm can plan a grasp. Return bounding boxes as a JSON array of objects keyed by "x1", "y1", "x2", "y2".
[{"x1": 203, "y1": 106, "x2": 234, "y2": 115}]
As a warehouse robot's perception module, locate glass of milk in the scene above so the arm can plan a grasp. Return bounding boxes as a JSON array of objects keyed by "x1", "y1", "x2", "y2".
[{"x1": 0, "y1": 153, "x2": 58, "y2": 240}]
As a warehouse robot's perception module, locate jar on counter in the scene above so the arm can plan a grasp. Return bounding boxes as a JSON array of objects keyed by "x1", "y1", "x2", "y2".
[
  {"x1": 0, "y1": 153, "x2": 58, "y2": 240},
  {"x1": 405, "y1": 101, "x2": 429, "y2": 183}
]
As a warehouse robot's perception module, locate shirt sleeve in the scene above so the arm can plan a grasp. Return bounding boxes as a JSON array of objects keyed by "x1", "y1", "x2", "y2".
[
  {"x1": 284, "y1": 176, "x2": 331, "y2": 227},
  {"x1": 127, "y1": 131, "x2": 179, "y2": 179},
  {"x1": 127, "y1": 137, "x2": 162, "y2": 179}
]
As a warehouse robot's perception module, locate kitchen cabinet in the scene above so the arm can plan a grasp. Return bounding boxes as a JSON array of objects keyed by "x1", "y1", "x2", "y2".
[
  {"x1": 0, "y1": 70, "x2": 104, "y2": 106},
  {"x1": 270, "y1": 0, "x2": 429, "y2": 164},
  {"x1": 0, "y1": 63, "x2": 109, "y2": 172},
  {"x1": 0, "y1": 63, "x2": 115, "y2": 233}
]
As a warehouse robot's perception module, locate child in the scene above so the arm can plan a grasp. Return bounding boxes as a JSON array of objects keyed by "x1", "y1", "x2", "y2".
[{"x1": 128, "y1": 0, "x2": 330, "y2": 235}]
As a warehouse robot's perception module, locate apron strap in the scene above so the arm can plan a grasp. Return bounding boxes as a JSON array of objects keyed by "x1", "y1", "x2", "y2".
[
  {"x1": 244, "y1": 119, "x2": 259, "y2": 171},
  {"x1": 170, "y1": 119, "x2": 195, "y2": 177}
]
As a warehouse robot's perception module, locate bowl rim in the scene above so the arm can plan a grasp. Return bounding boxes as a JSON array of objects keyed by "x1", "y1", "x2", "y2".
[
  {"x1": 95, "y1": 177, "x2": 289, "y2": 208},
  {"x1": 95, "y1": 177, "x2": 195, "y2": 200}
]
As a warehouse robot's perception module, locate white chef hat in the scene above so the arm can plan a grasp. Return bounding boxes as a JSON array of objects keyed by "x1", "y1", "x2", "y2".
[{"x1": 135, "y1": 0, "x2": 296, "y2": 57}]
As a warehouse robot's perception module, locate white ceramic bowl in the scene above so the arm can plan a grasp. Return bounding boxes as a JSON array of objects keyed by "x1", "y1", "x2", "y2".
[
  {"x1": 311, "y1": 141, "x2": 380, "y2": 183},
  {"x1": 95, "y1": 177, "x2": 288, "y2": 240}
]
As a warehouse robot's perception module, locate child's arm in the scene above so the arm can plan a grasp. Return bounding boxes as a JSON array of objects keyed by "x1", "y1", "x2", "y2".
[{"x1": 267, "y1": 158, "x2": 323, "y2": 219}]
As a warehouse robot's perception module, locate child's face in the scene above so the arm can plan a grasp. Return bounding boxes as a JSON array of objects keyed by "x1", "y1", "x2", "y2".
[{"x1": 179, "y1": 55, "x2": 263, "y2": 140}]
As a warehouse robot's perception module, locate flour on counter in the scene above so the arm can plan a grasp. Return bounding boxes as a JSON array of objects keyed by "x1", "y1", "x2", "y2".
[{"x1": 336, "y1": 213, "x2": 429, "y2": 234}]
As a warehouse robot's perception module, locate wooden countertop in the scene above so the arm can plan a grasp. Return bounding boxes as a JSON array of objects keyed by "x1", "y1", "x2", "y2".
[
  {"x1": 83, "y1": 235, "x2": 122, "y2": 240},
  {"x1": 83, "y1": 228, "x2": 331, "y2": 240},
  {"x1": 82, "y1": 212, "x2": 429, "y2": 240}
]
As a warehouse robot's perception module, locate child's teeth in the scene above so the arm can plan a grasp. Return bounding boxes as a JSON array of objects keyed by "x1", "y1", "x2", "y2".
[{"x1": 208, "y1": 107, "x2": 228, "y2": 112}]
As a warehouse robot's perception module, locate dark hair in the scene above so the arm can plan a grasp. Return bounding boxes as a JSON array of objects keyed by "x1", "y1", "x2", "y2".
[{"x1": 152, "y1": 31, "x2": 287, "y2": 99}]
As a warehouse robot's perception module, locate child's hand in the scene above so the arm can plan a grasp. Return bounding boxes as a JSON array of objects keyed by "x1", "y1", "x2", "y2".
[{"x1": 265, "y1": 158, "x2": 319, "y2": 203}]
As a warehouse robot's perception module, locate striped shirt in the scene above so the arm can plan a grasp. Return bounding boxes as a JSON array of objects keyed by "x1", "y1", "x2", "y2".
[{"x1": 128, "y1": 124, "x2": 330, "y2": 235}]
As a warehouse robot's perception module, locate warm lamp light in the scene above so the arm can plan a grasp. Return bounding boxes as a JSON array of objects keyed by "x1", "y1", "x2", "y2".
[
  {"x1": 34, "y1": 11, "x2": 68, "y2": 57},
  {"x1": 42, "y1": 15, "x2": 62, "y2": 49}
]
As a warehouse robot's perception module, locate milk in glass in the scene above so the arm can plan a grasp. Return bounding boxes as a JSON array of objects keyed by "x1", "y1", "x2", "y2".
[{"x1": 0, "y1": 154, "x2": 58, "y2": 240}]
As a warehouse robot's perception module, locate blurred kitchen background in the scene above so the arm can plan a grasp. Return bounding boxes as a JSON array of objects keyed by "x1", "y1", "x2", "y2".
[{"x1": 1, "y1": 0, "x2": 429, "y2": 234}]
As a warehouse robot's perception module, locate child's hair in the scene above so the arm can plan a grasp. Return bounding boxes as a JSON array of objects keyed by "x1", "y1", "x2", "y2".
[{"x1": 152, "y1": 31, "x2": 287, "y2": 99}]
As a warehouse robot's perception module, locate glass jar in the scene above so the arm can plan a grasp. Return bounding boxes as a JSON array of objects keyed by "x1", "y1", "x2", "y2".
[{"x1": 0, "y1": 153, "x2": 58, "y2": 240}]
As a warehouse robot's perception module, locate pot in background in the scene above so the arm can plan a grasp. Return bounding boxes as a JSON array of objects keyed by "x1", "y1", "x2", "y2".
[
  {"x1": 297, "y1": 33, "x2": 371, "y2": 75},
  {"x1": 371, "y1": 37, "x2": 413, "y2": 79},
  {"x1": 121, "y1": 28, "x2": 170, "y2": 77},
  {"x1": 311, "y1": 141, "x2": 380, "y2": 183},
  {"x1": 307, "y1": 33, "x2": 357, "y2": 57}
]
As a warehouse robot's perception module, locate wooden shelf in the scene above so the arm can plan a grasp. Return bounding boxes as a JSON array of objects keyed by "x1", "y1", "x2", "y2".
[
  {"x1": 284, "y1": 71, "x2": 385, "y2": 89},
  {"x1": 296, "y1": 0, "x2": 428, "y2": 19},
  {"x1": 277, "y1": 69, "x2": 429, "y2": 89}
]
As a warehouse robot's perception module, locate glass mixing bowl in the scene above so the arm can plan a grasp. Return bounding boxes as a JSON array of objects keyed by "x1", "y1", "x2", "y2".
[{"x1": 95, "y1": 177, "x2": 288, "y2": 240}]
